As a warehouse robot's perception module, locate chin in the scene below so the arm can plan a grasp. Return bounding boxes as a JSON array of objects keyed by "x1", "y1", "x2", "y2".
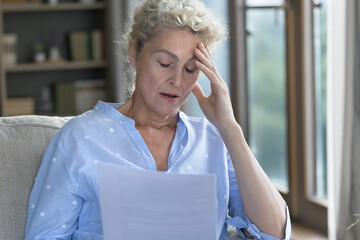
[{"x1": 155, "y1": 105, "x2": 180, "y2": 118}]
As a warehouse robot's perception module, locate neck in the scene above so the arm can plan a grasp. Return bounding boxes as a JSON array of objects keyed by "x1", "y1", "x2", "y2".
[{"x1": 117, "y1": 93, "x2": 178, "y2": 130}]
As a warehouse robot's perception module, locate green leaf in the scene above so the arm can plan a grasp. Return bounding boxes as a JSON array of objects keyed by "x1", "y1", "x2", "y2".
[{"x1": 346, "y1": 216, "x2": 360, "y2": 231}]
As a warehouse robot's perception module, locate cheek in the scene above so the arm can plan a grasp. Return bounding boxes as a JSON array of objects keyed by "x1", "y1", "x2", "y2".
[{"x1": 137, "y1": 65, "x2": 162, "y2": 87}]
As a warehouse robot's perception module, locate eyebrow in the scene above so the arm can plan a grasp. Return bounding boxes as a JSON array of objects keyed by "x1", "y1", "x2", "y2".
[{"x1": 156, "y1": 49, "x2": 197, "y2": 62}]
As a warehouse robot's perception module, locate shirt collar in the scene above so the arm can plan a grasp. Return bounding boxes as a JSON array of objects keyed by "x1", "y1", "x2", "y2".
[
  {"x1": 93, "y1": 101, "x2": 134, "y2": 125},
  {"x1": 94, "y1": 101, "x2": 190, "y2": 168},
  {"x1": 94, "y1": 100, "x2": 189, "y2": 132}
]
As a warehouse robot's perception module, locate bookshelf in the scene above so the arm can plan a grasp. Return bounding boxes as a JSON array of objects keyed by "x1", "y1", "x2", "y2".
[
  {"x1": 2, "y1": 2, "x2": 106, "y2": 12},
  {"x1": 0, "y1": 0, "x2": 110, "y2": 116}
]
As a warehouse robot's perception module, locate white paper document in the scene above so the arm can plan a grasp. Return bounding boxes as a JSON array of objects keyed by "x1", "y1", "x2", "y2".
[{"x1": 98, "y1": 162, "x2": 217, "y2": 240}]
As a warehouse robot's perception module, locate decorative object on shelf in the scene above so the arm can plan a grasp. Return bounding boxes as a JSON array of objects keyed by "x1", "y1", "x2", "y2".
[
  {"x1": 4, "y1": 97, "x2": 35, "y2": 116},
  {"x1": 2, "y1": 34, "x2": 18, "y2": 65},
  {"x1": 91, "y1": 30, "x2": 104, "y2": 61},
  {"x1": 34, "y1": 43, "x2": 46, "y2": 63},
  {"x1": 49, "y1": 46, "x2": 60, "y2": 62},
  {"x1": 73, "y1": 80, "x2": 106, "y2": 114},
  {"x1": 69, "y1": 31, "x2": 89, "y2": 61},
  {"x1": 39, "y1": 85, "x2": 54, "y2": 114},
  {"x1": 47, "y1": 29, "x2": 62, "y2": 62},
  {"x1": 55, "y1": 79, "x2": 106, "y2": 115},
  {"x1": 69, "y1": 30, "x2": 104, "y2": 62},
  {"x1": 79, "y1": 0, "x2": 96, "y2": 4},
  {"x1": 47, "y1": 0, "x2": 58, "y2": 6}
]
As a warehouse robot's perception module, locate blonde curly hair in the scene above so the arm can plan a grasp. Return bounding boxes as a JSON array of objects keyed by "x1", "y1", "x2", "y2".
[{"x1": 127, "y1": 0, "x2": 227, "y2": 54}]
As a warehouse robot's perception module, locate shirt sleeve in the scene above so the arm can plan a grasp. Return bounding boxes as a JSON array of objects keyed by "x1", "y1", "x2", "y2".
[
  {"x1": 225, "y1": 154, "x2": 292, "y2": 240},
  {"x1": 25, "y1": 133, "x2": 83, "y2": 240}
]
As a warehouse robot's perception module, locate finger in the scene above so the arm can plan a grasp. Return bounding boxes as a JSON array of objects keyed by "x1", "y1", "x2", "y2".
[
  {"x1": 204, "y1": 44, "x2": 215, "y2": 62},
  {"x1": 195, "y1": 51, "x2": 223, "y2": 85},
  {"x1": 195, "y1": 48, "x2": 215, "y2": 73},
  {"x1": 192, "y1": 83, "x2": 207, "y2": 103},
  {"x1": 195, "y1": 52, "x2": 226, "y2": 90},
  {"x1": 195, "y1": 45, "x2": 222, "y2": 81},
  {"x1": 197, "y1": 43, "x2": 216, "y2": 70},
  {"x1": 199, "y1": 43, "x2": 213, "y2": 61},
  {"x1": 198, "y1": 43, "x2": 215, "y2": 65},
  {"x1": 194, "y1": 60, "x2": 222, "y2": 88}
]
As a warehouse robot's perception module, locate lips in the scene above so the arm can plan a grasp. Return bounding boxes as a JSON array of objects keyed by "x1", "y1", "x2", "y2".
[
  {"x1": 160, "y1": 92, "x2": 179, "y2": 103},
  {"x1": 160, "y1": 93, "x2": 179, "y2": 98}
]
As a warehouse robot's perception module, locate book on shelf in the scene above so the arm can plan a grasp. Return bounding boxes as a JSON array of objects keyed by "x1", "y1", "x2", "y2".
[
  {"x1": 91, "y1": 30, "x2": 104, "y2": 61},
  {"x1": 2, "y1": 34, "x2": 18, "y2": 66},
  {"x1": 68, "y1": 30, "x2": 104, "y2": 62},
  {"x1": 4, "y1": 97, "x2": 35, "y2": 116},
  {"x1": 55, "y1": 79, "x2": 107, "y2": 116}
]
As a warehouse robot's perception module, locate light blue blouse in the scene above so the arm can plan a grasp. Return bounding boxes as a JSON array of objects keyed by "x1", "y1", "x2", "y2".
[{"x1": 25, "y1": 101, "x2": 291, "y2": 240}]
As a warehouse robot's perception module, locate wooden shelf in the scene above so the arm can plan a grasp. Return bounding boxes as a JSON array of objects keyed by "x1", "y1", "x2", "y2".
[
  {"x1": 1, "y1": 2, "x2": 106, "y2": 13},
  {"x1": 0, "y1": 0, "x2": 109, "y2": 116},
  {"x1": 5, "y1": 61, "x2": 107, "y2": 72}
]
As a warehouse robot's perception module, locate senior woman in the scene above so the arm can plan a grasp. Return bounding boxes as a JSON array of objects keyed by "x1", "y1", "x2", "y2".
[{"x1": 25, "y1": 0, "x2": 291, "y2": 239}]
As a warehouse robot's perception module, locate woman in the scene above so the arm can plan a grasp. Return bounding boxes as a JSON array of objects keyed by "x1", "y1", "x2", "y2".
[{"x1": 25, "y1": 0, "x2": 291, "y2": 239}]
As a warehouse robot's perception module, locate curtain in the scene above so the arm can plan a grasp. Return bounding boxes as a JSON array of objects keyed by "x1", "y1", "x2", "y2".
[
  {"x1": 328, "y1": 0, "x2": 360, "y2": 239},
  {"x1": 340, "y1": 0, "x2": 360, "y2": 238},
  {"x1": 106, "y1": 0, "x2": 137, "y2": 102}
]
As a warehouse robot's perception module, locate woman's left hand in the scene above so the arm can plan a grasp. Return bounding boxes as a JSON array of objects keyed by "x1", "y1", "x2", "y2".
[{"x1": 192, "y1": 43, "x2": 236, "y2": 130}]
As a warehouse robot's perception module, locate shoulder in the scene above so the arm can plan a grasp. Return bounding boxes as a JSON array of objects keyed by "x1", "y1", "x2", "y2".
[{"x1": 56, "y1": 110, "x2": 110, "y2": 141}]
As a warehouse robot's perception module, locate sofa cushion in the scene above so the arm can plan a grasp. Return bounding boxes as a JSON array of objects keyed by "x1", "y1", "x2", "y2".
[{"x1": 0, "y1": 115, "x2": 70, "y2": 240}]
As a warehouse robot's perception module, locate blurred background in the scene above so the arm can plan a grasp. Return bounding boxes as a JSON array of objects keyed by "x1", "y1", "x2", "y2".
[{"x1": 0, "y1": 0, "x2": 358, "y2": 239}]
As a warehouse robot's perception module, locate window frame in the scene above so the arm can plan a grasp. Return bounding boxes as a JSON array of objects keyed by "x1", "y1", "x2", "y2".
[{"x1": 303, "y1": 0, "x2": 328, "y2": 207}]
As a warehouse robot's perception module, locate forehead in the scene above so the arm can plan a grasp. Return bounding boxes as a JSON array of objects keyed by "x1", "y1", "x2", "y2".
[{"x1": 142, "y1": 29, "x2": 201, "y2": 59}]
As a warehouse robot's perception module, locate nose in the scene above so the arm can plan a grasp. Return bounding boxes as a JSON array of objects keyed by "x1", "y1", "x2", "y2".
[{"x1": 168, "y1": 70, "x2": 182, "y2": 87}]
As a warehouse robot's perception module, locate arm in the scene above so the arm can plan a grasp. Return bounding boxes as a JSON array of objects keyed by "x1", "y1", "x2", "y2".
[
  {"x1": 25, "y1": 134, "x2": 82, "y2": 239},
  {"x1": 192, "y1": 43, "x2": 287, "y2": 239}
]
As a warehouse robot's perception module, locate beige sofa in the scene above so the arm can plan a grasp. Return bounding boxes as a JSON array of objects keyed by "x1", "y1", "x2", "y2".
[
  {"x1": 0, "y1": 115, "x2": 242, "y2": 240},
  {"x1": 0, "y1": 115, "x2": 70, "y2": 239}
]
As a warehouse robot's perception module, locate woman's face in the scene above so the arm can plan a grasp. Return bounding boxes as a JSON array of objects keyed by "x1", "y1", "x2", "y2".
[{"x1": 129, "y1": 28, "x2": 201, "y2": 118}]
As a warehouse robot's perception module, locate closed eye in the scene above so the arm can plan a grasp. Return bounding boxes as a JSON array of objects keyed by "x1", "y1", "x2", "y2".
[
  {"x1": 185, "y1": 68, "x2": 196, "y2": 73},
  {"x1": 160, "y1": 63, "x2": 170, "y2": 68}
]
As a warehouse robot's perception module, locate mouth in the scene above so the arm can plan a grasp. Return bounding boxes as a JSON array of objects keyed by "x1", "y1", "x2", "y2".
[
  {"x1": 160, "y1": 93, "x2": 179, "y2": 98},
  {"x1": 160, "y1": 92, "x2": 179, "y2": 103}
]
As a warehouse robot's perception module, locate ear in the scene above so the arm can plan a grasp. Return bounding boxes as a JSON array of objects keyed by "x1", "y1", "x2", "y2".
[{"x1": 128, "y1": 42, "x2": 137, "y2": 68}]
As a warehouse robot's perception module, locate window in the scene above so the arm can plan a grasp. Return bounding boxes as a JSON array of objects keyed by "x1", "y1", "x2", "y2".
[
  {"x1": 313, "y1": 0, "x2": 327, "y2": 200},
  {"x1": 230, "y1": 0, "x2": 328, "y2": 234},
  {"x1": 245, "y1": 0, "x2": 288, "y2": 190},
  {"x1": 184, "y1": 0, "x2": 329, "y2": 234},
  {"x1": 304, "y1": 0, "x2": 328, "y2": 205}
]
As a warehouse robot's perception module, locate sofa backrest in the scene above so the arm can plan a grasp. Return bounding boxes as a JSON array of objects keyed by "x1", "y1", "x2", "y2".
[{"x1": 0, "y1": 115, "x2": 70, "y2": 240}]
